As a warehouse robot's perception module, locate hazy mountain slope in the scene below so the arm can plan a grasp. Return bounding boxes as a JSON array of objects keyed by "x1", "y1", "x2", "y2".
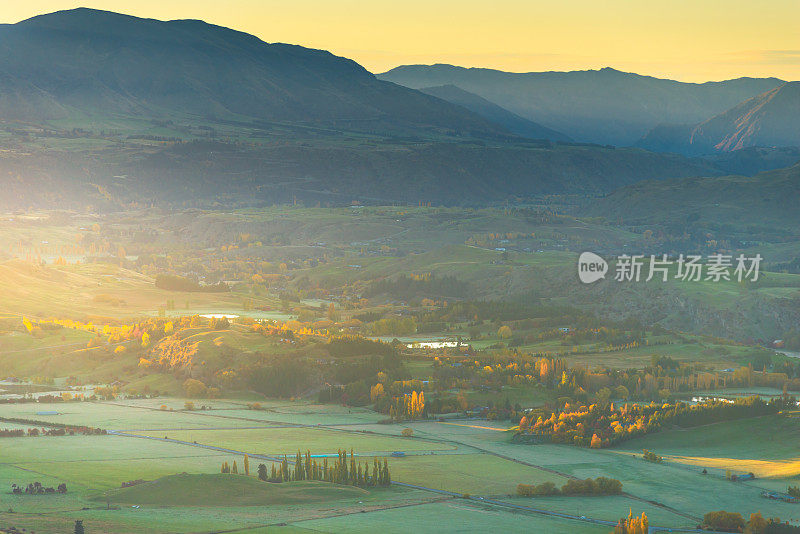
[
  {"x1": 0, "y1": 8, "x2": 732, "y2": 208},
  {"x1": 418, "y1": 85, "x2": 571, "y2": 141},
  {"x1": 379, "y1": 64, "x2": 783, "y2": 145},
  {"x1": 583, "y1": 162, "x2": 800, "y2": 232},
  {"x1": 639, "y1": 83, "x2": 800, "y2": 155},
  {"x1": 688, "y1": 82, "x2": 800, "y2": 153},
  {"x1": 0, "y1": 141, "x2": 722, "y2": 209},
  {"x1": 0, "y1": 9, "x2": 505, "y2": 137}
]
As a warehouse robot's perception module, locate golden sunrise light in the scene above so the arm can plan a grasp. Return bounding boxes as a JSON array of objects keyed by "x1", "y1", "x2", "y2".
[
  {"x1": 3, "y1": 0, "x2": 799, "y2": 81},
  {"x1": 2, "y1": 0, "x2": 800, "y2": 531}
]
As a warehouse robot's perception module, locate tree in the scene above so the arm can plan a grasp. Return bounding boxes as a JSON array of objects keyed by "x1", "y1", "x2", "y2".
[
  {"x1": 497, "y1": 325, "x2": 512, "y2": 339},
  {"x1": 232, "y1": 461, "x2": 238, "y2": 474},
  {"x1": 74, "y1": 520, "x2": 85, "y2": 534},
  {"x1": 745, "y1": 512, "x2": 768, "y2": 534},
  {"x1": 182, "y1": 378, "x2": 208, "y2": 398},
  {"x1": 244, "y1": 455, "x2": 250, "y2": 476},
  {"x1": 382, "y1": 458, "x2": 391, "y2": 485},
  {"x1": 615, "y1": 510, "x2": 648, "y2": 534},
  {"x1": 257, "y1": 463, "x2": 267, "y2": 481},
  {"x1": 370, "y1": 383, "x2": 385, "y2": 402},
  {"x1": 327, "y1": 302, "x2": 340, "y2": 322},
  {"x1": 703, "y1": 511, "x2": 745, "y2": 532}
]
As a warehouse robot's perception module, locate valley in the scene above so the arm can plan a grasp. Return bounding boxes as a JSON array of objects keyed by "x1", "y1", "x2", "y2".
[{"x1": 0, "y1": 5, "x2": 798, "y2": 534}]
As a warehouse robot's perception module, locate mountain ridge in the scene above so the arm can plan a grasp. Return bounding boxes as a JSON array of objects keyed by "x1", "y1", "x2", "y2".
[
  {"x1": 0, "y1": 8, "x2": 507, "y2": 138},
  {"x1": 379, "y1": 64, "x2": 784, "y2": 145}
]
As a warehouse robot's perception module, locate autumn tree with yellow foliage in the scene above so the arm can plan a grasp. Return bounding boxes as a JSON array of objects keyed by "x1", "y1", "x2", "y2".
[{"x1": 615, "y1": 510, "x2": 648, "y2": 534}]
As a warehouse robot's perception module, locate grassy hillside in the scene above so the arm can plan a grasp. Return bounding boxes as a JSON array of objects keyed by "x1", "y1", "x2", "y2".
[
  {"x1": 0, "y1": 259, "x2": 247, "y2": 319},
  {"x1": 583, "y1": 162, "x2": 800, "y2": 236},
  {"x1": 0, "y1": 135, "x2": 723, "y2": 209},
  {"x1": 95, "y1": 474, "x2": 368, "y2": 506}
]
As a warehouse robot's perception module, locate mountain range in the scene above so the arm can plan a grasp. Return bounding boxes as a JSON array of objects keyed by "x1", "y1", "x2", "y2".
[{"x1": 379, "y1": 64, "x2": 786, "y2": 146}]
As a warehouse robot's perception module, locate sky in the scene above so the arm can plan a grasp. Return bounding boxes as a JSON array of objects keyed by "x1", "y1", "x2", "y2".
[{"x1": 3, "y1": 1, "x2": 799, "y2": 82}]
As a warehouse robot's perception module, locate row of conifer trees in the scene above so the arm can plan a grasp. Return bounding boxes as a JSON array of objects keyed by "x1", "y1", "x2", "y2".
[{"x1": 222, "y1": 449, "x2": 391, "y2": 487}]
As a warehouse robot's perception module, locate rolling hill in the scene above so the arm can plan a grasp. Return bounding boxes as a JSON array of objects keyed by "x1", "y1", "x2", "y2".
[
  {"x1": 418, "y1": 85, "x2": 571, "y2": 141},
  {"x1": 582, "y1": 161, "x2": 800, "y2": 233},
  {"x1": 2, "y1": 139, "x2": 725, "y2": 208},
  {"x1": 379, "y1": 64, "x2": 783, "y2": 146},
  {"x1": 95, "y1": 474, "x2": 368, "y2": 506}
]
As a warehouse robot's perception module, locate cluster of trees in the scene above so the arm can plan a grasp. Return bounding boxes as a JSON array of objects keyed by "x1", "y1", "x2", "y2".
[
  {"x1": 517, "y1": 396, "x2": 792, "y2": 448},
  {"x1": 0, "y1": 427, "x2": 100, "y2": 437},
  {"x1": 182, "y1": 378, "x2": 220, "y2": 399},
  {"x1": 253, "y1": 450, "x2": 391, "y2": 488},
  {"x1": 385, "y1": 390, "x2": 425, "y2": 421},
  {"x1": 363, "y1": 274, "x2": 471, "y2": 299},
  {"x1": 327, "y1": 337, "x2": 398, "y2": 359},
  {"x1": 245, "y1": 357, "x2": 314, "y2": 399},
  {"x1": 433, "y1": 348, "x2": 800, "y2": 410},
  {"x1": 0, "y1": 417, "x2": 105, "y2": 436},
  {"x1": 642, "y1": 449, "x2": 662, "y2": 463},
  {"x1": 11, "y1": 482, "x2": 67, "y2": 495},
  {"x1": 220, "y1": 456, "x2": 251, "y2": 475},
  {"x1": 516, "y1": 476, "x2": 622, "y2": 497},
  {"x1": 614, "y1": 510, "x2": 648, "y2": 534},
  {"x1": 154, "y1": 274, "x2": 229, "y2": 293}
]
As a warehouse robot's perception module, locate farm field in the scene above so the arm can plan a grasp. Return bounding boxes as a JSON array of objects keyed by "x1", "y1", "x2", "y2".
[
  {"x1": 1, "y1": 397, "x2": 797, "y2": 532},
  {"x1": 1, "y1": 208, "x2": 798, "y2": 534},
  {"x1": 292, "y1": 500, "x2": 612, "y2": 534},
  {"x1": 616, "y1": 414, "x2": 800, "y2": 478}
]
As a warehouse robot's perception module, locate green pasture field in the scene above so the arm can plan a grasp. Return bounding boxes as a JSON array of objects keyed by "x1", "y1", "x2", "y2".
[
  {"x1": 406, "y1": 419, "x2": 800, "y2": 520},
  {"x1": 385, "y1": 452, "x2": 569, "y2": 494},
  {"x1": 615, "y1": 414, "x2": 800, "y2": 479},
  {"x1": 0, "y1": 400, "x2": 275, "y2": 430},
  {"x1": 0, "y1": 396, "x2": 797, "y2": 532},
  {"x1": 133, "y1": 426, "x2": 455, "y2": 455},
  {"x1": 293, "y1": 500, "x2": 611, "y2": 534}
]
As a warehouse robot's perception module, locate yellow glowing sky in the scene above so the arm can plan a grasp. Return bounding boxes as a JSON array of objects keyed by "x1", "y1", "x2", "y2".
[{"x1": 3, "y1": 1, "x2": 800, "y2": 81}]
